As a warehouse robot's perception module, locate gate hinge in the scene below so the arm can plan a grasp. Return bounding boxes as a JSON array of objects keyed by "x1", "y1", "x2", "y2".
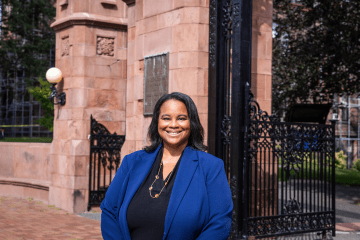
[{"x1": 88, "y1": 134, "x2": 91, "y2": 139}]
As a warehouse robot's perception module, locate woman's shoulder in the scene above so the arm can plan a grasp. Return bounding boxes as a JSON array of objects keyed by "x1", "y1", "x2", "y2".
[
  {"x1": 123, "y1": 148, "x2": 161, "y2": 163},
  {"x1": 194, "y1": 149, "x2": 224, "y2": 168},
  {"x1": 194, "y1": 149, "x2": 226, "y2": 182},
  {"x1": 120, "y1": 149, "x2": 149, "y2": 170},
  {"x1": 124, "y1": 149, "x2": 148, "y2": 160}
]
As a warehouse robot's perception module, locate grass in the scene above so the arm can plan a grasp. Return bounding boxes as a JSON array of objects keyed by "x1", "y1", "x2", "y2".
[
  {"x1": 0, "y1": 137, "x2": 52, "y2": 143},
  {"x1": 334, "y1": 168, "x2": 360, "y2": 186},
  {"x1": 278, "y1": 163, "x2": 360, "y2": 187}
]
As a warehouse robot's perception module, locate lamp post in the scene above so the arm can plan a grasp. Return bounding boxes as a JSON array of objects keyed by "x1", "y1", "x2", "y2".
[{"x1": 46, "y1": 67, "x2": 66, "y2": 106}]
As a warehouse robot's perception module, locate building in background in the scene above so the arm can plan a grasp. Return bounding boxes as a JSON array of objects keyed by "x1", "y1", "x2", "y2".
[
  {"x1": 0, "y1": 56, "x2": 54, "y2": 138},
  {"x1": 333, "y1": 93, "x2": 360, "y2": 168},
  {"x1": 0, "y1": 0, "x2": 56, "y2": 139}
]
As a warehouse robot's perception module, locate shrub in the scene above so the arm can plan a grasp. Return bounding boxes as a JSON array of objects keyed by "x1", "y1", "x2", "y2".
[
  {"x1": 352, "y1": 159, "x2": 360, "y2": 172},
  {"x1": 335, "y1": 151, "x2": 347, "y2": 169},
  {"x1": 27, "y1": 77, "x2": 54, "y2": 132}
]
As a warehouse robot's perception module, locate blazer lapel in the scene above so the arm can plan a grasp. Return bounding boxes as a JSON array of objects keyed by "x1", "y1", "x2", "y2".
[
  {"x1": 163, "y1": 146, "x2": 199, "y2": 239},
  {"x1": 119, "y1": 144, "x2": 162, "y2": 239}
]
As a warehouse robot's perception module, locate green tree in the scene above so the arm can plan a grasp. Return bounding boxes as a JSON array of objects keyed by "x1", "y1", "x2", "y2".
[
  {"x1": 0, "y1": 0, "x2": 56, "y2": 81},
  {"x1": 27, "y1": 77, "x2": 54, "y2": 131},
  {"x1": 272, "y1": 0, "x2": 360, "y2": 117},
  {"x1": 0, "y1": 0, "x2": 56, "y2": 131}
]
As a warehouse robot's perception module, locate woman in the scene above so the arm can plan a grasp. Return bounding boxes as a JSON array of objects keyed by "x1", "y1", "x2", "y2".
[{"x1": 101, "y1": 92, "x2": 233, "y2": 240}]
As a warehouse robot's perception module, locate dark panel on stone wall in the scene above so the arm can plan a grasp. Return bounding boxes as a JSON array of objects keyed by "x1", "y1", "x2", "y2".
[{"x1": 143, "y1": 52, "x2": 169, "y2": 115}]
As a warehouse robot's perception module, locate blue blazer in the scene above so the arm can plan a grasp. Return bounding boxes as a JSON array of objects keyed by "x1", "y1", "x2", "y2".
[{"x1": 100, "y1": 144, "x2": 233, "y2": 240}]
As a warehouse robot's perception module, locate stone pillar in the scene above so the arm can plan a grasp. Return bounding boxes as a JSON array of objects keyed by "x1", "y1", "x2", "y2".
[
  {"x1": 251, "y1": 0, "x2": 273, "y2": 114},
  {"x1": 121, "y1": 0, "x2": 210, "y2": 156},
  {"x1": 250, "y1": 0, "x2": 275, "y2": 216},
  {"x1": 49, "y1": 0, "x2": 127, "y2": 213}
]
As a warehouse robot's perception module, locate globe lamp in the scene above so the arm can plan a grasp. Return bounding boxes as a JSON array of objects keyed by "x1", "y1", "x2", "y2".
[{"x1": 46, "y1": 67, "x2": 66, "y2": 106}]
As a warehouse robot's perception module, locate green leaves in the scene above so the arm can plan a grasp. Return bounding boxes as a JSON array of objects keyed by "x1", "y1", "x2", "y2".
[
  {"x1": 27, "y1": 77, "x2": 54, "y2": 131},
  {"x1": 0, "y1": 0, "x2": 56, "y2": 81},
  {"x1": 1, "y1": 0, "x2": 56, "y2": 131},
  {"x1": 273, "y1": 0, "x2": 360, "y2": 117},
  {"x1": 335, "y1": 151, "x2": 347, "y2": 169}
]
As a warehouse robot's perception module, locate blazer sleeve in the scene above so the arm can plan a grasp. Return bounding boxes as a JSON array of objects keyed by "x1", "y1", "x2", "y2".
[
  {"x1": 100, "y1": 154, "x2": 131, "y2": 240},
  {"x1": 197, "y1": 159, "x2": 233, "y2": 240}
]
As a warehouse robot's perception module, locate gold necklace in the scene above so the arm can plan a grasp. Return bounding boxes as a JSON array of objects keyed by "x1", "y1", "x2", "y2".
[{"x1": 149, "y1": 160, "x2": 175, "y2": 198}]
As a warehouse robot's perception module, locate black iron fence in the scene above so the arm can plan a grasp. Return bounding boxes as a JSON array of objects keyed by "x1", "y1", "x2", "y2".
[
  {"x1": 88, "y1": 115, "x2": 125, "y2": 211},
  {"x1": 0, "y1": 125, "x2": 53, "y2": 143},
  {"x1": 208, "y1": 0, "x2": 336, "y2": 238},
  {"x1": 244, "y1": 91, "x2": 336, "y2": 238}
]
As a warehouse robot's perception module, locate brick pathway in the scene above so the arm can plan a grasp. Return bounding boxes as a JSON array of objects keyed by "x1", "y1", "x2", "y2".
[
  {"x1": 0, "y1": 195, "x2": 102, "y2": 240},
  {"x1": 0, "y1": 195, "x2": 359, "y2": 240},
  {"x1": 336, "y1": 222, "x2": 360, "y2": 232}
]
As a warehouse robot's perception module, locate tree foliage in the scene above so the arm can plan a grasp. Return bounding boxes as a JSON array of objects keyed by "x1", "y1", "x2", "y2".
[
  {"x1": 0, "y1": 0, "x2": 55, "y2": 131},
  {"x1": 0, "y1": 0, "x2": 56, "y2": 81},
  {"x1": 27, "y1": 77, "x2": 54, "y2": 131},
  {"x1": 272, "y1": 0, "x2": 360, "y2": 117}
]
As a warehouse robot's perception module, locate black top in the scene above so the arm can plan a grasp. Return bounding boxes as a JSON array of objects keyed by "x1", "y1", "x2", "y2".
[{"x1": 127, "y1": 146, "x2": 183, "y2": 240}]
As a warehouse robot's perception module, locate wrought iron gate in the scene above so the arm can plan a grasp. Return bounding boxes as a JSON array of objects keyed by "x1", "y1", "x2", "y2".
[
  {"x1": 88, "y1": 115, "x2": 125, "y2": 211},
  {"x1": 208, "y1": 0, "x2": 336, "y2": 239},
  {"x1": 244, "y1": 87, "x2": 336, "y2": 238}
]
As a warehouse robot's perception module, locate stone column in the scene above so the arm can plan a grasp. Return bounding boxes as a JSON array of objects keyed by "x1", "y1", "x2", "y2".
[
  {"x1": 121, "y1": 0, "x2": 210, "y2": 156},
  {"x1": 250, "y1": 0, "x2": 276, "y2": 216},
  {"x1": 252, "y1": 0, "x2": 273, "y2": 113},
  {"x1": 49, "y1": 0, "x2": 127, "y2": 213}
]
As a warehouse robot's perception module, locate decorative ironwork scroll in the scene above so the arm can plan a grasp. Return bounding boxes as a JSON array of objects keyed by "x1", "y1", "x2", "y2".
[
  {"x1": 228, "y1": 175, "x2": 239, "y2": 239},
  {"x1": 245, "y1": 84, "x2": 336, "y2": 238},
  {"x1": 88, "y1": 115, "x2": 125, "y2": 210},
  {"x1": 247, "y1": 212, "x2": 334, "y2": 236},
  {"x1": 209, "y1": 0, "x2": 217, "y2": 67},
  {"x1": 221, "y1": 115, "x2": 231, "y2": 145},
  {"x1": 222, "y1": 0, "x2": 241, "y2": 39},
  {"x1": 283, "y1": 199, "x2": 302, "y2": 214}
]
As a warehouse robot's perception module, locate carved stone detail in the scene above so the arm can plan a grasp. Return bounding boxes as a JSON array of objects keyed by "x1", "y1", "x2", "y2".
[
  {"x1": 61, "y1": 37, "x2": 70, "y2": 56},
  {"x1": 96, "y1": 37, "x2": 115, "y2": 56}
]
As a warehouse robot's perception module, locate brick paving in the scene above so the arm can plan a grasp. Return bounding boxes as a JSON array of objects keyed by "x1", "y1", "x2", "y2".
[
  {"x1": 0, "y1": 195, "x2": 102, "y2": 240},
  {"x1": 0, "y1": 194, "x2": 359, "y2": 239},
  {"x1": 336, "y1": 222, "x2": 360, "y2": 232}
]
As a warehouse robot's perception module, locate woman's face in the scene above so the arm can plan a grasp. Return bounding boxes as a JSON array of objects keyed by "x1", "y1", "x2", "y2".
[{"x1": 158, "y1": 99, "x2": 191, "y2": 149}]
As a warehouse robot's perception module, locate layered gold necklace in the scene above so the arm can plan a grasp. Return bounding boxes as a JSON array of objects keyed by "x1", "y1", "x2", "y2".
[{"x1": 149, "y1": 160, "x2": 175, "y2": 199}]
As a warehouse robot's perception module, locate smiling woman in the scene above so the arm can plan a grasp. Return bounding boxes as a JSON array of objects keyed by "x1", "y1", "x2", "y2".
[
  {"x1": 157, "y1": 99, "x2": 191, "y2": 179},
  {"x1": 145, "y1": 92, "x2": 207, "y2": 153},
  {"x1": 100, "y1": 92, "x2": 233, "y2": 240}
]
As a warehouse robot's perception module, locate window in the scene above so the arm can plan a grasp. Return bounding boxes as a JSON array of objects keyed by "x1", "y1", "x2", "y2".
[{"x1": 341, "y1": 108, "x2": 348, "y2": 121}]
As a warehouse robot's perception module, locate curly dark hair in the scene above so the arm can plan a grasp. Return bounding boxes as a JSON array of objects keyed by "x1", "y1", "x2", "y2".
[{"x1": 143, "y1": 92, "x2": 207, "y2": 152}]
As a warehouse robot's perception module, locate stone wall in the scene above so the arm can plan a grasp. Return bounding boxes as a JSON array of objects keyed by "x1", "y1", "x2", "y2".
[
  {"x1": 121, "y1": 0, "x2": 210, "y2": 156},
  {"x1": 49, "y1": 0, "x2": 128, "y2": 213},
  {"x1": 0, "y1": 142, "x2": 51, "y2": 203}
]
